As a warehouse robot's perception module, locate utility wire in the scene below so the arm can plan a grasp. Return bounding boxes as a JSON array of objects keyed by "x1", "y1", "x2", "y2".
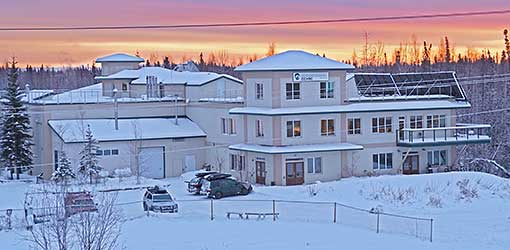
[{"x1": 0, "y1": 9, "x2": 509, "y2": 31}]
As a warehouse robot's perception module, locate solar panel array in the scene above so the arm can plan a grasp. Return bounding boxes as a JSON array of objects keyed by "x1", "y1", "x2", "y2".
[{"x1": 353, "y1": 71, "x2": 466, "y2": 100}]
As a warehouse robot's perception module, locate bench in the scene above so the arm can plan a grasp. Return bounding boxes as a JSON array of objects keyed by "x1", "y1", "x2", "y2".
[
  {"x1": 226, "y1": 212, "x2": 244, "y2": 219},
  {"x1": 244, "y1": 212, "x2": 279, "y2": 220}
]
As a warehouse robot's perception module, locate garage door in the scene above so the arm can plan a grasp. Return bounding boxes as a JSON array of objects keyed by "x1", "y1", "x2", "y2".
[{"x1": 139, "y1": 147, "x2": 165, "y2": 179}]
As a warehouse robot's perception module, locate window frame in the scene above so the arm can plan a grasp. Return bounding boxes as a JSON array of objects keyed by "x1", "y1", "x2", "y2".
[
  {"x1": 255, "y1": 83, "x2": 264, "y2": 100},
  {"x1": 319, "y1": 81, "x2": 334, "y2": 99},
  {"x1": 348, "y1": 118, "x2": 362, "y2": 135},
  {"x1": 320, "y1": 119, "x2": 335, "y2": 136},
  {"x1": 371, "y1": 117, "x2": 392, "y2": 134},
  {"x1": 285, "y1": 82, "x2": 300, "y2": 100},
  {"x1": 307, "y1": 157, "x2": 323, "y2": 174},
  {"x1": 372, "y1": 153, "x2": 393, "y2": 170},
  {"x1": 286, "y1": 120, "x2": 301, "y2": 138},
  {"x1": 255, "y1": 119, "x2": 264, "y2": 137}
]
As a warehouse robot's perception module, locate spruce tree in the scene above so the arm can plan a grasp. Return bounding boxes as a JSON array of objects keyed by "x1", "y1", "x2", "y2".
[
  {"x1": 79, "y1": 125, "x2": 101, "y2": 184},
  {"x1": 51, "y1": 150, "x2": 75, "y2": 184},
  {"x1": 0, "y1": 58, "x2": 34, "y2": 180}
]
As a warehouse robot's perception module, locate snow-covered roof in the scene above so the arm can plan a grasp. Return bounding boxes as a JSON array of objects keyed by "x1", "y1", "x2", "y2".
[
  {"x1": 48, "y1": 117, "x2": 206, "y2": 143},
  {"x1": 230, "y1": 100, "x2": 471, "y2": 116},
  {"x1": 95, "y1": 67, "x2": 242, "y2": 86},
  {"x1": 235, "y1": 50, "x2": 355, "y2": 72},
  {"x1": 95, "y1": 53, "x2": 145, "y2": 63},
  {"x1": 229, "y1": 143, "x2": 363, "y2": 154}
]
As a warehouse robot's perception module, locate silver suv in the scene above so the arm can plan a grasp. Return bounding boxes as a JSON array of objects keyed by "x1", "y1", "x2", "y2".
[{"x1": 143, "y1": 186, "x2": 178, "y2": 213}]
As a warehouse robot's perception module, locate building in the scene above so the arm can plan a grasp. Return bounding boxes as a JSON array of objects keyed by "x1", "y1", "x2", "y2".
[
  {"x1": 23, "y1": 51, "x2": 491, "y2": 185},
  {"x1": 227, "y1": 50, "x2": 491, "y2": 185}
]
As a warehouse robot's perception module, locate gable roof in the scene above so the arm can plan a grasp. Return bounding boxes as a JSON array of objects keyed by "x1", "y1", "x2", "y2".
[
  {"x1": 95, "y1": 67, "x2": 243, "y2": 86},
  {"x1": 48, "y1": 117, "x2": 206, "y2": 143},
  {"x1": 235, "y1": 50, "x2": 355, "y2": 72},
  {"x1": 95, "y1": 53, "x2": 145, "y2": 63}
]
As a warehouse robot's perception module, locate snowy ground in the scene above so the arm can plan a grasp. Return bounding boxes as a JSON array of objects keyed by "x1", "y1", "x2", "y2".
[{"x1": 0, "y1": 171, "x2": 509, "y2": 249}]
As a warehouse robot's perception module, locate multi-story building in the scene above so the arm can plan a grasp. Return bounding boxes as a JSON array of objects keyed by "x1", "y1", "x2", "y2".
[
  {"x1": 228, "y1": 50, "x2": 491, "y2": 185},
  {"x1": 22, "y1": 51, "x2": 491, "y2": 185}
]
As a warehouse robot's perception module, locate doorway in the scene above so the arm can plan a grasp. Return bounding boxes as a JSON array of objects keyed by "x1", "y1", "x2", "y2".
[
  {"x1": 402, "y1": 153, "x2": 420, "y2": 175},
  {"x1": 286, "y1": 160, "x2": 304, "y2": 185},
  {"x1": 255, "y1": 161, "x2": 266, "y2": 185}
]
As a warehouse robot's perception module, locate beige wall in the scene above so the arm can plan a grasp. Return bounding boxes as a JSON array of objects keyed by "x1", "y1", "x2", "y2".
[
  {"x1": 101, "y1": 62, "x2": 140, "y2": 76},
  {"x1": 186, "y1": 78, "x2": 243, "y2": 101}
]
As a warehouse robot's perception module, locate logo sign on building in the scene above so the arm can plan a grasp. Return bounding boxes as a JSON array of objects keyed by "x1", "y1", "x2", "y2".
[{"x1": 292, "y1": 72, "x2": 329, "y2": 82}]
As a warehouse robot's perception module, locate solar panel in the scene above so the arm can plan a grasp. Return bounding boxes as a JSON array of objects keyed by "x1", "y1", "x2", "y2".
[{"x1": 353, "y1": 71, "x2": 466, "y2": 100}]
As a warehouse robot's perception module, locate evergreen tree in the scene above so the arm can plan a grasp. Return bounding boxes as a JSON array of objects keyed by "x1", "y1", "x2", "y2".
[
  {"x1": 162, "y1": 56, "x2": 171, "y2": 69},
  {"x1": 79, "y1": 125, "x2": 101, "y2": 184},
  {"x1": 51, "y1": 151, "x2": 75, "y2": 184},
  {"x1": 0, "y1": 58, "x2": 34, "y2": 180},
  {"x1": 445, "y1": 36, "x2": 451, "y2": 64}
]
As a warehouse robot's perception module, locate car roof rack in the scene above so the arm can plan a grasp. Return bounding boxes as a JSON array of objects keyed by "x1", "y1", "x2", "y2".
[
  {"x1": 205, "y1": 173, "x2": 232, "y2": 181},
  {"x1": 195, "y1": 171, "x2": 218, "y2": 177}
]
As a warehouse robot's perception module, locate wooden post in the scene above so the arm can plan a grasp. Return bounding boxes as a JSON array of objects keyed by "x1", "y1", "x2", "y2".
[
  {"x1": 333, "y1": 202, "x2": 337, "y2": 223},
  {"x1": 376, "y1": 213, "x2": 380, "y2": 233},
  {"x1": 210, "y1": 199, "x2": 214, "y2": 221},
  {"x1": 430, "y1": 219, "x2": 433, "y2": 242},
  {"x1": 272, "y1": 200, "x2": 276, "y2": 221}
]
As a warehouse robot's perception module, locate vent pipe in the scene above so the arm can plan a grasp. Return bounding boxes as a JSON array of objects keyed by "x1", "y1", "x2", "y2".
[{"x1": 113, "y1": 88, "x2": 119, "y2": 130}]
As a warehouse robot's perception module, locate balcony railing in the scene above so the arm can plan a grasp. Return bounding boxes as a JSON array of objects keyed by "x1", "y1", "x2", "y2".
[{"x1": 396, "y1": 123, "x2": 491, "y2": 147}]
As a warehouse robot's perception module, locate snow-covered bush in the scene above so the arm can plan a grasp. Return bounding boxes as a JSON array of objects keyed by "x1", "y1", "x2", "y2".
[
  {"x1": 306, "y1": 183, "x2": 320, "y2": 197},
  {"x1": 113, "y1": 168, "x2": 132, "y2": 178},
  {"x1": 365, "y1": 184, "x2": 416, "y2": 204},
  {"x1": 456, "y1": 179, "x2": 479, "y2": 201},
  {"x1": 427, "y1": 195, "x2": 443, "y2": 208}
]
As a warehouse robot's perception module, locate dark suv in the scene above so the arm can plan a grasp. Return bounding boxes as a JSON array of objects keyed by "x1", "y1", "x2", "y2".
[{"x1": 201, "y1": 178, "x2": 252, "y2": 199}]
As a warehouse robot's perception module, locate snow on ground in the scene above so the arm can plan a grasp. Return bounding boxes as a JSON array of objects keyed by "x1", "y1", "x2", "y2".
[{"x1": 0, "y1": 172, "x2": 509, "y2": 249}]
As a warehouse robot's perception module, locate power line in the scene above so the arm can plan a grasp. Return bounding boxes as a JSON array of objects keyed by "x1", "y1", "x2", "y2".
[{"x1": 1, "y1": 9, "x2": 509, "y2": 31}]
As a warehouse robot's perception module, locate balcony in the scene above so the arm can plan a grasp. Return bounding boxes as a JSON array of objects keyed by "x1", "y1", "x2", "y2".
[{"x1": 396, "y1": 123, "x2": 491, "y2": 147}]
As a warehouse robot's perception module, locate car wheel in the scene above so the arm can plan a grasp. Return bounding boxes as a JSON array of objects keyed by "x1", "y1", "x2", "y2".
[
  {"x1": 213, "y1": 192, "x2": 223, "y2": 199},
  {"x1": 143, "y1": 203, "x2": 148, "y2": 211},
  {"x1": 240, "y1": 187, "x2": 249, "y2": 195}
]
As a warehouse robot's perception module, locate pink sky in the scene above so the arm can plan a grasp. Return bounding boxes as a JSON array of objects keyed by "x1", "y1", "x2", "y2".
[{"x1": 0, "y1": 0, "x2": 509, "y2": 66}]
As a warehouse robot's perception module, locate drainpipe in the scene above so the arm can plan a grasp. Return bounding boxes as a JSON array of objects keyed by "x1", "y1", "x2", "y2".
[{"x1": 113, "y1": 88, "x2": 119, "y2": 130}]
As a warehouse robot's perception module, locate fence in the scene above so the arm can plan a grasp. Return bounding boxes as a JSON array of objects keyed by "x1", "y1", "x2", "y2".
[{"x1": 118, "y1": 198, "x2": 434, "y2": 242}]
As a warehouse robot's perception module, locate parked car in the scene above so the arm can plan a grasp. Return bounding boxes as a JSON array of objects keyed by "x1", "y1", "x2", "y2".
[
  {"x1": 201, "y1": 178, "x2": 252, "y2": 199},
  {"x1": 64, "y1": 192, "x2": 98, "y2": 217},
  {"x1": 185, "y1": 171, "x2": 218, "y2": 194},
  {"x1": 143, "y1": 186, "x2": 178, "y2": 213}
]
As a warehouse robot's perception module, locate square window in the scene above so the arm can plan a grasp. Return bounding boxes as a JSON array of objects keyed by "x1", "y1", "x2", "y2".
[
  {"x1": 112, "y1": 149, "x2": 119, "y2": 155},
  {"x1": 96, "y1": 150, "x2": 103, "y2": 156},
  {"x1": 104, "y1": 149, "x2": 111, "y2": 156}
]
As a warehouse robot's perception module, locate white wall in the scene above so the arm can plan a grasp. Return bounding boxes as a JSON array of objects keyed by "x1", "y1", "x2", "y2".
[{"x1": 186, "y1": 78, "x2": 243, "y2": 101}]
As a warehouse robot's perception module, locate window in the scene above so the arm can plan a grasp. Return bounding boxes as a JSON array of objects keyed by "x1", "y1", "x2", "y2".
[
  {"x1": 96, "y1": 150, "x2": 103, "y2": 156},
  {"x1": 255, "y1": 83, "x2": 264, "y2": 100},
  {"x1": 286, "y1": 82, "x2": 300, "y2": 100},
  {"x1": 410, "y1": 115, "x2": 423, "y2": 129},
  {"x1": 372, "y1": 153, "x2": 393, "y2": 170},
  {"x1": 320, "y1": 81, "x2": 334, "y2": 99},
  {"x1": 320, "y1": 119, "x2": 335, "y2": 136},
  {"x1": 427, "y1": 150, "x2": 447, "y2": 166},
  {"x1": 348, "y1": 118, "x2": 361, "y2": 135},
  {"x1": 307, "y1": 157, "x2": 322, "y2": 174},
  {"x1": 221, "y1": 118, "x2": 236, "y2": 135},
  {"x1": 104, "y1": 149, "x2": 111, "y2": 156},
  {"x1": 286, "y1": 120, "x2": 301, "y2": 137},
  {"x1": 426, "y1": 115, "x2": 447, "y2": 128},
  {"x1": 112, "y1": 149, "x2": 119, "y2": 155},
  {"x1": 255, "y1": 119, "x2": 264, "y2": 137},
  {"x1": 372, "y1": 117, "x2": 392, "y2": 133},
  {"x1": 230, "y1": 154, "x2": 246, "y2": 171},
  {"x1": 54, "y1": 150, "x2": 59, "y2": 170},
  {"x1": 122, "y1": 83, "x2": 128, "y2": 91}
]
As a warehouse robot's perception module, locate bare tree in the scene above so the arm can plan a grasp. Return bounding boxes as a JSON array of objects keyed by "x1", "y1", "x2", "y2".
[{"x1": 128, "y1": 121, "x2": 145, "y2": 184}]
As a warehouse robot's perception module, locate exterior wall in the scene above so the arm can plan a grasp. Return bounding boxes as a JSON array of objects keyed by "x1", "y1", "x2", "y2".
[
  {"x1": 186, "y1": 78, "x2": 243, "y2": 101},
  {"x1": 51, "y1": 131, "x2": 206, "y2": 178},
  {"x1": 128, "y1": 84, "x2": 185, "y2": 99},
  {"x1": 29, "y1": 101, "x2": 186, "y2": 178},
  {"x1": 280, "y1": 114, "x2": 341, "y2": 146},
  {"x1": 100, "y1": 62, "x2": 140, "y2": 76}
]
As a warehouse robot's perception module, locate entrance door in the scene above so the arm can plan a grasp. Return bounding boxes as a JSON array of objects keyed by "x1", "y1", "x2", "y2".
[
  {"x1": 139, "y1": 147, "x2": 165, "y2": 179},
  {"x1": 184, "y1": 155, "x2": 196, "y2": 173},
  {"x1": 286, "y1": 161, "x2": 304, "y2": 185},
  {"x1": 402, "y1": 154, "x2": 419, "y2": 175},
  {"x1": 255, "y1": 161, "x2": 266, "y2": 185}
]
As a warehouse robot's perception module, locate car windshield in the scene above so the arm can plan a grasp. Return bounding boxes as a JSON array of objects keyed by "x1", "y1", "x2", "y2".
[{"x1": 153, "y1": 194, "x2": 173, "y2": 202}]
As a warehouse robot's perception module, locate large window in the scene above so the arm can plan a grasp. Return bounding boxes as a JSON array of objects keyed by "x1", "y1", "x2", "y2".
[
  {"x1": 230, "y1": 154, "x2": 246, "y2": 171},
  {"x1": 426, "y1": 114, "x2": 446, "y2": 128},
  {"x1": 372, "y1": 153, "x2": 393, "y2": 170},
  {"x1": 372, "y1": 117, "x2": 392, "y2": 133},
  {"x1": 255, "y1": 83, "x2": 264, "y2": 100},
  {"x1": 221, "y1": 118, "x2": 237, "y2": 135},
  {"x1": 255, "y1": 119, "x2": 264, "y2": 137},
  {"x1": 410, "y1": 115, "x2": 423, "y2": 129},
  {"x1": 307, "y1": 157, "x2": 322, "y2": 174},
  {"x1": 427, "y1": 150, "x2": 447, "y2": 166},
  {"x1": 320, "y1": 81, "x2": 334, "y2": 99},
  {"x1": 286, "y1": 120, "x2": 301, "y2": 137},
  {"x1": 348, "y1": 118, "x2": 361, "y2": 135},
  {"x1": 320, "y1": 119, "x2": 335, "y2": 136},
  {"x1": 286, "y1": 82, "x2": 300, "y2": 100}
]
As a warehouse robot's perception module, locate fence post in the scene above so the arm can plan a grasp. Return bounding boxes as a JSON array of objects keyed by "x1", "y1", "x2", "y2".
[
  {"x1": 272, "y1": 200, "x2": 276, "y2": 221},
  {"x1": 210, "y1": 199, "x2": 214, "y2": 221},
  {"x1": 333, "y1": 202, "x2": 337, "y2": 223},
  {"x1": 376, "y1": 212, "x2": 380, "y2": 233},
  {"x1": 430, "y1": 219, "x2": 433, "y2": 242}
]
